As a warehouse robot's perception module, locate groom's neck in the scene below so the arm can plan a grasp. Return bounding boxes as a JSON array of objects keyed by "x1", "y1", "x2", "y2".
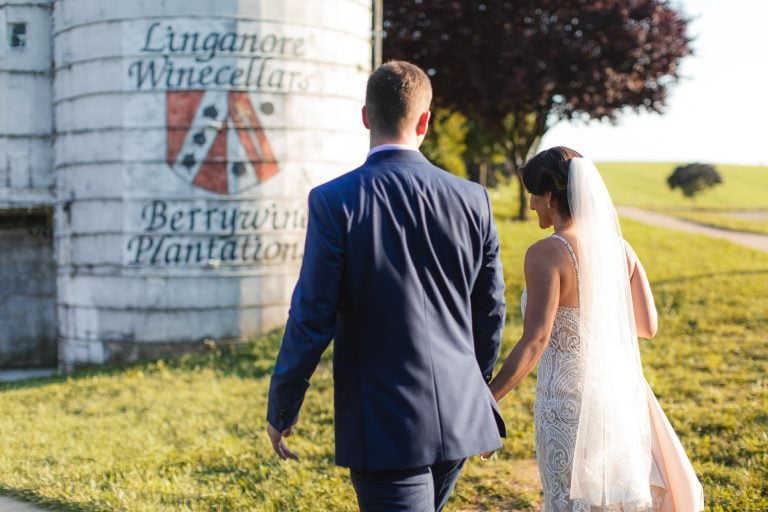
[{"x1": 369, "y1": 133, "x2": 421, "y2": 150}]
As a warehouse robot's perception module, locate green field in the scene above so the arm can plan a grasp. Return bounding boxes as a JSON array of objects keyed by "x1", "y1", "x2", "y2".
[
  {"x1": 492, "y1": 162, "x2": 768, "y2": 234},
  {"x1": 598, "y1": 162, "x2": 768, "y2": 235},
  {"x1": 1, "y1": 205, "x2": 766, "y2": 510}
]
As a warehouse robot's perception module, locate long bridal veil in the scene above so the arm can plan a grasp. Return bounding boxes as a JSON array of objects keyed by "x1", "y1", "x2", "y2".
[{"x1": 568, "y1": 158, "x2": 653, "y2": 508}]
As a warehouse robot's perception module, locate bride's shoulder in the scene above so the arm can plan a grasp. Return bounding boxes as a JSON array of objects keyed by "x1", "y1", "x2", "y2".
[
  {"x1": 528, "y1": 235, "x2": 564, "y2": 250},
  {"x1": 525, "y1": 236, "x2": 580, "y2": 273},
  {"x1": 524, "y1": 237, "x2": 563, "y2": 263}
]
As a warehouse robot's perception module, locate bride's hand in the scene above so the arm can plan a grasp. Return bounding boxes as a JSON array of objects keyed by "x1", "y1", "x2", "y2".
[{"x1": 479, "y1": 451, "x2": 496, "y2": 461}]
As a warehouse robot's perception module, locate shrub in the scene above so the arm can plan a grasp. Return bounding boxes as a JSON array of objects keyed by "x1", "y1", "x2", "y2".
[{"x1": 667, "y1": 163, "x2": 723, "y2": 198}]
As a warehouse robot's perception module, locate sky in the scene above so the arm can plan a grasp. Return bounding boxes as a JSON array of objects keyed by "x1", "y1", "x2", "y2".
[{"x1": 539, "y1": 0, "x2": 768, "y2": 166}]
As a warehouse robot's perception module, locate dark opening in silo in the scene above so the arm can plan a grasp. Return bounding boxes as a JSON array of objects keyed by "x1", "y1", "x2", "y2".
[{"x1": 0, "y1": 209, "x2": 57, "y2": 368}]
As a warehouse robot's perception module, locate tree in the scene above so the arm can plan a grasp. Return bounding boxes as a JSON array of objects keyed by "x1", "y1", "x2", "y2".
[
  {"x1": 384, "y1": 0, "x2": 692, "y2": 219},
  {"x1": 421, "y1": 108, "x2": 469, "y2": 178},
  {"x1": 667, "y1": 163, "x2": 723, "y2": 198},
  {"x1": 421, "y1": 110, "x2": 508, "y2": 187}
]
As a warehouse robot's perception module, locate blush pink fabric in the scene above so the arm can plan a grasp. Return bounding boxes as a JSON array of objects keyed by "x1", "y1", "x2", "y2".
[{"x1": 647, "y1": 382, "x2": 705, "y2": 512}]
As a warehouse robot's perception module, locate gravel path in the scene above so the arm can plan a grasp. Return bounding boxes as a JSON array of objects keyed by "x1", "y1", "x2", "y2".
[
  {"x1": 617, "y1": 206, "x2": 768, "y2": 253},
  {"x1": 0, "y1": 369, "x2": 56, "y2": 382},
  {"x1": 0, "y1": 497, "x2": 53, "y2": 512}
]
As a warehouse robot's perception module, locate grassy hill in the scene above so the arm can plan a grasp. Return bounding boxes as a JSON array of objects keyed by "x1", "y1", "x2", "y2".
[
  {"x1": 1, "y1": 206, "x2": 766, "y2": 510},
  {"x1": 599, "y1": 162, "x2": 768, "y2": 235},
  {"x1": 598, "y1": 162, "x2": 767, "y2": 209},
  {"x1": 492, "y1": 162, "x2": 768, "y2": 235}
]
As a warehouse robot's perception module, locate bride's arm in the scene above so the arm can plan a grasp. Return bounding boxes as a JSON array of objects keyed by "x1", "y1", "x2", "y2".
[
  {"x1": 489, "y1": 241, "x2": 561, "y2": 403},
  {"x1": 624, "y1": 240, "x2": 658, "y2": 339}
]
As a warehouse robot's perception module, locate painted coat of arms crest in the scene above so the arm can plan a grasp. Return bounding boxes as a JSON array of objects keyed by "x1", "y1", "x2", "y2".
[{"x1": 166, "y1": 90, "x2": 279, "y2": 195}]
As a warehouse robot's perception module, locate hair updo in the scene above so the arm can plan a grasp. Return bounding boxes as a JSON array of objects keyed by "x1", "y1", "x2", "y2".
[{"x1": 520, "y1": 146, "x2": 583, "y2": 218}]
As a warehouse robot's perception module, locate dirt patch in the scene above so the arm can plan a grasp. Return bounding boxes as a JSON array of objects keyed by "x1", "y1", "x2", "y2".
[{"x1": 456, "y1": 457, "x2": 542, "y2": 511}]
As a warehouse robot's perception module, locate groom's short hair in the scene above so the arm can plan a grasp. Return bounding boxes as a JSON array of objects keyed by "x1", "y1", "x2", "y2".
[{"x1": 365, "y1": 60, "x2": 432, "y2": 138}]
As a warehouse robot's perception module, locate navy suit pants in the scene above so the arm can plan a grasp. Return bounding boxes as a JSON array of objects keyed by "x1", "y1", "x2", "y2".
[{"x1": 350, "y1": 458, "x2": 466, "y2": 512}]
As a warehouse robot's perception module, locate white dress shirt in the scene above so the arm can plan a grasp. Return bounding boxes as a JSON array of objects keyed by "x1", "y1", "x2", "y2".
[{"x1": 367, "y1": 143, "x2": 419, "y2": 158}]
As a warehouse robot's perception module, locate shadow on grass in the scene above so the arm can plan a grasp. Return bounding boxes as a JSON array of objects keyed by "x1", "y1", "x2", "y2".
[{"x1": 0, "y1": 328, "x2": 288, "y2": 394}]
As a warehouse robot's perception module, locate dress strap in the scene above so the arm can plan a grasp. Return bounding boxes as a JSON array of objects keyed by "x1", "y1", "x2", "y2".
[{"x1": 550, "y1": 234, "x2": 580, "y2": 295}]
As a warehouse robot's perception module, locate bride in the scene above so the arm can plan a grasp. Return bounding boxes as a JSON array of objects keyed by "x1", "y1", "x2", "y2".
[{"x1": 489, "y1": 147, "x2": 704, "y2": 511}]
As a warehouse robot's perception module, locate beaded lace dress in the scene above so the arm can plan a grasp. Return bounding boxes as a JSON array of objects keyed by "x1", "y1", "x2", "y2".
[{"x1": 524, "y1": 235, "x2": 665, "y2": 512}]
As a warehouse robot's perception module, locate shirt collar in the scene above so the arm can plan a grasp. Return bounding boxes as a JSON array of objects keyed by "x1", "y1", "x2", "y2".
[{"x1": 367, "y1": 143, "x2": 419, "y2": 158}]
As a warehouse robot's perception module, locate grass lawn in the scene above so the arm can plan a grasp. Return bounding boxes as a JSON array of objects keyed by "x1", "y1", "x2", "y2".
[
  {"x1": 651, "y1": 210, "x2": 768, "y2": 236},
  {"x1": 1, "y1": 208, "x2": 766, "y2": 511},
  {"x1": 493, "y1": 162, "x2": 768, "y2": 234},
  {"x1": 598, "y1": 162, "x2": 768, "y2": 235},
  {"x1": 597, "y1": 162, "x2": 768, "y2": 210}
]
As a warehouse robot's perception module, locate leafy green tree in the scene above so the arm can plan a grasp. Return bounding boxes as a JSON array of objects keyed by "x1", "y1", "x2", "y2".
[
  {"x1": 384, "y1": 0, "x2": 692, "y2": 219},
  {"x1": 421, "y1": 108, "x2": 469, "y2": 178},
  {"x1": 667, "y1": 163, "x2": 723, "y2": 198},
  {"x1": 463, "y1": 118, "x2": 508, "y2": 187},
  {"x1": 422, "y1": 110, "x2": 507, "y2": 187}
]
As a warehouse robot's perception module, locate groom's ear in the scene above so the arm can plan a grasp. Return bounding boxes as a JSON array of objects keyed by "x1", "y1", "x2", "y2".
[
  {"x1": 361, "y1": 106, "x2": 370, "y2": 130},
  {"x1": 415, "y1": 110, "x2": 431, "y2": 136}
]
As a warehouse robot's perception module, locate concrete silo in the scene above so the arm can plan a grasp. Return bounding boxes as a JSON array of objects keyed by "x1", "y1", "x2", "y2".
[
  {"x1": 0, "y1": 0, "x2": 56, "y2": 367},
  {"x1": 52, "y1": 0, "x2": 371, "y2": 366}
]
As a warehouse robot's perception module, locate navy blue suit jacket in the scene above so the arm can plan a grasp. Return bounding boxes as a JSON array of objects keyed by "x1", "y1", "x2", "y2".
[{"x1": 267, "y1": 149, "x2": 506, "y2": 471}]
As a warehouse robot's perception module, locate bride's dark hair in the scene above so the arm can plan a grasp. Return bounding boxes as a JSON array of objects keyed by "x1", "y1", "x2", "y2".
[{"x1": 520, "y1": 146, "x2": 582, "y2": 218}]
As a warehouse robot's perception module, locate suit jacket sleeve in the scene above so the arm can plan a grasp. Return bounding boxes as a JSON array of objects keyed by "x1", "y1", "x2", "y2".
[
  {"x1": 471, "y1": 188, "x2": 506, "y2": 383},
  {"x1": 267, "y1": 187, "x2": 344, "y2": 430}
]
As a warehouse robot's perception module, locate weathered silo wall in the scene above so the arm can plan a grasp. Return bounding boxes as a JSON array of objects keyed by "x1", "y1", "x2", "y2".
[
  {"x1": 53, "y1": 0, "x2": 371, "y2": 366},
  {"x1": 0, "y1": 0, "x2": 57, "y2": 368},
  {"x1": 0, "y1": 0, "x2": 53, "y2": 204}
]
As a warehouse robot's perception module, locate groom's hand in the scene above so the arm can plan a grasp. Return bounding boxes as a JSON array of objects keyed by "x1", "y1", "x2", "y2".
[{"x1": 267, "y1": 421, "x2": 299, "y2": 461}]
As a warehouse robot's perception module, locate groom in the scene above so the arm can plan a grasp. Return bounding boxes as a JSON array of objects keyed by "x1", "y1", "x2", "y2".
[{"x1": 267, "y1": 60, "x2": 506, "y2": 511}]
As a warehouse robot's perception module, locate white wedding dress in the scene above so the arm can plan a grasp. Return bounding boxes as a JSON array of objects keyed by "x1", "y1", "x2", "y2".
[
  {"x1": 526, "y1": 235, "x2": 669, "y2": 512},
  {"x1": 520, "y1": 158, "x2": 703, "y2": 511}
]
